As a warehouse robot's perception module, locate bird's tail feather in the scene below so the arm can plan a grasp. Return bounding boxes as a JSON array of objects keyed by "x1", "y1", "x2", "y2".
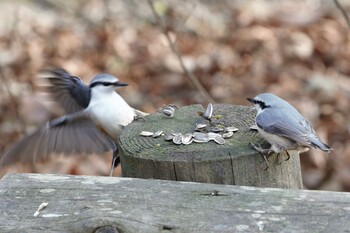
[{"x1": 310, "y1": 136, "x2": 332, "y2": 152}]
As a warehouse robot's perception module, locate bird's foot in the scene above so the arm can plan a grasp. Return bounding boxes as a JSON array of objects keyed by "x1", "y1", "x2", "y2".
[
  {"x1": 284, "y1": 150, "x2": 291, "y2": 161},
  {"x1": 276, "y1": 150, "x2": 291, "y2": 164},
  {"x1": 250, "y1": 143, "x2": 273, "y2": 170},
  {"x1": 250, "y1": 143, "x2": 273, "y2": 154},
  {"x1": 261, "y1": 154, "x2": 269, "y2": 170}
]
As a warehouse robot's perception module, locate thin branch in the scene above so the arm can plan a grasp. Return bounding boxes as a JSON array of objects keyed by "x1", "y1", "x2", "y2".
[
  {"x1": 147, "y1": 0, "x2": 215, "y2": 103},
  {"x1": 334, "y1": 0, "x2": 350, "y2": 29}
]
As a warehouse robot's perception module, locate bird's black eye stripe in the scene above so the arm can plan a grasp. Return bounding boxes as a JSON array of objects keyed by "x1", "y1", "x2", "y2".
[
  {"x1": 102, "y1": 82, "x2": 112, "y2": 86},
  {"x1": 90, "y1": 81, "x2": 114, "y2": 88},
  {"x1": 256, "y1": 100, "x2": 269, "y2": 109}
]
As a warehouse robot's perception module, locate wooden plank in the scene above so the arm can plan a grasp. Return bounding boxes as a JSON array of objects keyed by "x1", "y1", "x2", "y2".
[
  {"x1": 119, "y1": 104, "x2": 303, "y2": 189},
  {"x1": 0, "y1": 173, "x2": 349, "y2": 233}
]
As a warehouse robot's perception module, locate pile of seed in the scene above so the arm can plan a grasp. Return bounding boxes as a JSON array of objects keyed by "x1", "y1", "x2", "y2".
[
  {"x1": 139, "y1": 104, "x2": 257, "y2": 145},
  {"x1": 140, "y1": 103, "x2": 238, "y2": 145},
  {"x1": 140, "y1": 124, "x2": 238, "y2": 145}
]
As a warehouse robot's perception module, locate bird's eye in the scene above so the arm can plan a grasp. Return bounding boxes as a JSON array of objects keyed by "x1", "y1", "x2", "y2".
[
  {"x1": 102, "y1": 82, "x2": 113, "y2": 86},
  {"x1": 89, "y1": 81, "x2": 114, "y2": 88}
]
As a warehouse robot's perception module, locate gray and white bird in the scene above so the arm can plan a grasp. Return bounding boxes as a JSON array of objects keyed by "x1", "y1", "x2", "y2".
[
  {"x1": 247, "y1": 93, "x2": 331, "y2": 158},
  {"x1": 1, "y1": 69, "x2": 147, "y2": 176}
]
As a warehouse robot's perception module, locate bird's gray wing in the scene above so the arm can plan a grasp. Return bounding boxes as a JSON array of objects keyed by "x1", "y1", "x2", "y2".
[
  {"x1": 44, "y1": 68, "x2": 91, "y2": 113},
  {"x1": 0, "y1": 114, "x2": 115, "y2": 167},
  {"x1": 256, "y1": 108, "x2": 313, "y2": 147}
]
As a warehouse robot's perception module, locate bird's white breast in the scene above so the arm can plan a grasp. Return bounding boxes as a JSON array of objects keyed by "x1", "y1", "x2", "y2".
[
  {"x1": 87, "y1": 90, "x2": 135, "y2": 140},
  {"x1": 257, "y1": 127, "x2": 295, "y2": 153}
]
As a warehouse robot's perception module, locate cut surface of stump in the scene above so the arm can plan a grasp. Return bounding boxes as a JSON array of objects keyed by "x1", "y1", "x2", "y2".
[{"x1": 119, "y1": 104, "x2": 302, "y2": 189}]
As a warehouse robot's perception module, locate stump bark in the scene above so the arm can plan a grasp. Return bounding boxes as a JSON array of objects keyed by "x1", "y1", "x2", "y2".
[{"x1": 119, "y1": 104, "x2": 303, "y2": 189}]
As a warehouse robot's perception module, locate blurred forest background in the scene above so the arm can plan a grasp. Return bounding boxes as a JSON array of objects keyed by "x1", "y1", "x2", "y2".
[{"x1": 0, "y1": 0, "x2": 349, "y2": 191}]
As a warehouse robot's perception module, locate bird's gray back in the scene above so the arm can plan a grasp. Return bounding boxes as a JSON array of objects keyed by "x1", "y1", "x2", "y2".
[{"x1": 256, "y1": 106, "x2": 315, "y2": 147}]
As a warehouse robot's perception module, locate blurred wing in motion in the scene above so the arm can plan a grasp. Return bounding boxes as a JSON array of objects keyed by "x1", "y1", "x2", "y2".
[
  {"x1": 0, "y1": 115, "x2": 115, "y2": 167},
  {"x1": 43, "y1": 68, "x2": 91, "y2": 113}
]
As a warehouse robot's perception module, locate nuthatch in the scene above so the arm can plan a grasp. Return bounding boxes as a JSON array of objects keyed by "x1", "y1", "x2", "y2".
[
  {"x1": 247, "y1": 93, "x2": 331, "y2": 161},
  {"x1": 1, "y1": 69, "x2": 148, "y2": 176}
]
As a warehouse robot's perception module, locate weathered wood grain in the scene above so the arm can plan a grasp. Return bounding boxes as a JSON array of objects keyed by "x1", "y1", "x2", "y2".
[
  {"x1": 0, "y1": 173, "x2": 349, "y2": 233},
  {"x1": 119, "y1": 104, "x2": 302, "y2": 189}
]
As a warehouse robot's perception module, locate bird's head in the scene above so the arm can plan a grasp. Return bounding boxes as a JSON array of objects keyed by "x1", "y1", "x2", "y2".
[
  {"x1": 89, "y1": 74, "x2": 128, "y2": 93},
  {"x1": 247, "y1": 93, "x2": 282, "y2": 113}
]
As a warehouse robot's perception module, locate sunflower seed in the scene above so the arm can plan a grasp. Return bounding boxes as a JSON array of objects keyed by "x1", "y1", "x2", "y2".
[
  {"x1": 153, "y1": 130, "x2": 163, "y2": 138},
  {"x1": 173, "y1": 134, "x2": 183, "y2": 145},
  {"x1": 140, "y1": 131, "x2": 154, "y2": 137},
  {"x1": 193, "y1": 132, "x2": 210, "y2": 143},
  {"x1": 212, "y1": 127, "x2": 223, "y2": 133},
  {"x1": 183, "y1": 139, "x2": 193, "y2": 145},
  {"x1": 222, "y1": 131, "x2": 234, "y2": 139},
  {"x1": 33, "y1": 202, "x2": 49, "y2": 217},
  {"x1": 195, "y1": 123, "x2": 207, "y2": 131},
  {"x1": 193, "y1": 132, "x2": 205, "y2": 137},
  {"x1": 208, "y1": 132, "x2": 220, "y2": 140},
  {"x1": 204, "y1": 103, "x2": 213, "y2": 119},
  {"x1": 168, "y1": 104, "x2": 178, "y2": 110},
  {"x1": 182, "y1": 133, "x2": 193, "y2": 145},
  {"x1": 162, "y1": 106, "x2": 176, "y2": 118},
  {"x1": 226, "y1": 126, "x2": 239, "y2": 132},
  {"x1": 163, "y1": 133, "x2": 174, "y2": 141},
  {"x1": 214, "y1": 135, "x2": 225, "y2": 145},
  {"x1": 193, "y1": 138, "x2": 209, "y2": 143},
  {"x1": 250, "y1": 125, "x2": 259, "y2": 130}
]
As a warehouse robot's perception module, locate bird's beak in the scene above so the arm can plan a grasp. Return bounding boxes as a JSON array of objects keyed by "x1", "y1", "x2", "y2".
[
  {"x1": 247, "y1": 98, "x2": 255, "y2": 103},
  {"x1": 114, "y1": 81, "x2": 129, "y2": 87}
]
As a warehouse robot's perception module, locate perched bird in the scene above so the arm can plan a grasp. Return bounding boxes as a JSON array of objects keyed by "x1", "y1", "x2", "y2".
[
  {"x1": 247, "y1": 93, "x2": 331, "y2": 160},
  {"x1": 1, "y1": 69, "x2": 147, "y2": 176}
]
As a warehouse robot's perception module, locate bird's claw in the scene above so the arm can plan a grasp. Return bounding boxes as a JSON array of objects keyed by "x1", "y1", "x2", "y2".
[
  {"x1": 250, "y1": 143, "x2": 272, "y2": 154},
  {"x1": 276, "y1": 150, "x2": 291, "y2": 164},
  {"x1": 250, "y1": 143, "x2": 271, "y2": 170},
  {"x1": 284, "y1": 150, "x2": 291, "y2": 161},
  {"x1": 262, "y1": 155, "x2": 269, "y2": 170}
]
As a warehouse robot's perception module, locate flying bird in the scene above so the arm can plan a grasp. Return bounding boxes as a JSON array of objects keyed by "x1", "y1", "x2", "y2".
[{"x1": 1, "y1": 69, "x2": 147, "y2": 176}]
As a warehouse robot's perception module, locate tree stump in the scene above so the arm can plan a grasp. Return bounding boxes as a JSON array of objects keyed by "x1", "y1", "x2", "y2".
[{"x1": 119, "y1": 104, "x2": 303, "y2": 189}]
